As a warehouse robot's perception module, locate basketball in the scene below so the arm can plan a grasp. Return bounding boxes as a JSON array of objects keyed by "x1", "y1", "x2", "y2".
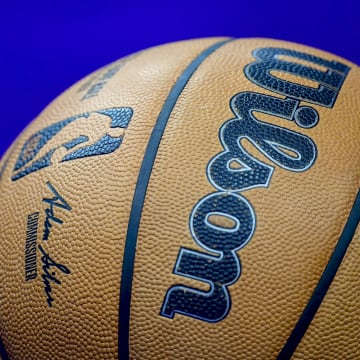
[{"x1": 0, "y1": 38, "x2": 359, "y2": 359}]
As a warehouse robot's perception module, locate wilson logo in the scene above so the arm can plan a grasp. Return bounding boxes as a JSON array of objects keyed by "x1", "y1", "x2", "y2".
[{"x1": 161, "y1": 47, "x2": 350, "y2": 322}]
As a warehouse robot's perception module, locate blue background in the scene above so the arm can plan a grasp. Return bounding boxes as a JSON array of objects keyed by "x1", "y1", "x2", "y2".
[{"x1": 1, "y1": 0, "x2": 359, "y2": 157}]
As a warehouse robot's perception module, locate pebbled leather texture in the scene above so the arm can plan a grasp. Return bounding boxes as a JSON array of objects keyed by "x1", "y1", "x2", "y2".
[{"x1": 0, "y1": 38, "x2": 359, "y2": 359}]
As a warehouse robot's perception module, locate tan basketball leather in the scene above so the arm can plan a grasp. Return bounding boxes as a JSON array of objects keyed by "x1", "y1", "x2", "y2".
[{"x1": 0, "y1": 38, "x2": 359, "y2": 359}]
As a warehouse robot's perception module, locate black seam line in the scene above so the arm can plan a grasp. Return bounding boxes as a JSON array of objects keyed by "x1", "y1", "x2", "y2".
[
  {"x1": 0, "y1": 335, "x2": 9, "y2": 360},
  {"x1": 277, "y1": 189, "x2": 360, "y2": 360},
  {"x1": 117, "y1": 38, "x2": 235, "y2": 359}
]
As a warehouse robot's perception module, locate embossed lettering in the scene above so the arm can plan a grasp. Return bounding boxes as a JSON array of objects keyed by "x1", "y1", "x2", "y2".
[{"x1": 245, "y1": 47, "x2": 350, "y2": 107}]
